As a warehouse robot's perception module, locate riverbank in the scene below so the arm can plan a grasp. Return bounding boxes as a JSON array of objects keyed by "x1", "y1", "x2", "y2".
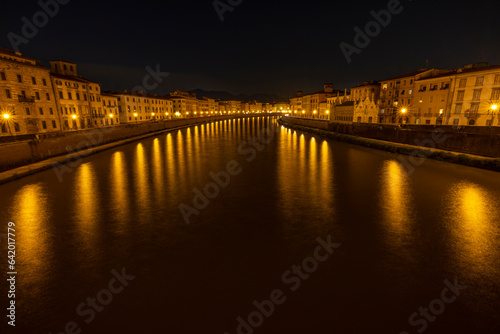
[
  {"x1": 278, "y1": 118, "x2": 500, "y2": 172},
  {"x1": 0, "y1": 115, "x2": 275, "y2": 185}
]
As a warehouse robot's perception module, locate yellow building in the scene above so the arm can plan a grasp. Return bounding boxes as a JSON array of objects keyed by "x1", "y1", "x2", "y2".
[
  {"x1": 0, "y1": 48, "x2": 61, "y2": 136},
  {"x1": 50, "y1": 60, "x2": 104, "y2": 130},
  {"x1": 379, "y1": 69, "x2": 449, "y2": 124},
  {"x1": 412, "y1": 71, "x2": 454, "y2": 125},
  {"x1": 170, "y1": 90, "x2": 199, "y2": 117},
  {"x1": 291, "y1": 84, "x2": 343, "y2": 118},
  {"x1": 449, "y1": 64, "x2": 500, "y2": 126},
  {"x1": 351, "y1": 81, "x2": 380, "y2": 104},
  {"x1": 112, "y1": 90, "x2": 173, "y2": 123},
  {"x1": 101, "y1": 93, "x2": 120, "y2": 126}
]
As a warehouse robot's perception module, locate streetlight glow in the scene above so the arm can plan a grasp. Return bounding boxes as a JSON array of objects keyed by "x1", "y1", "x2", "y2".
[
  {"x1": 72, "y1": 114, "x2": 77, "y2": 119},
  {"x1": 3, "y1": 114, "x2": 9, "y2": 119},
  {"x1": 491, "y1": 104, "x2": 498, "y2": 111}
]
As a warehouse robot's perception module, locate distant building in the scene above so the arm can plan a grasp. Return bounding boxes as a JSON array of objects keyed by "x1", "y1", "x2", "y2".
[
  {"x1": 291, "y1": 84, "x2": 346, "y2": 118},
  {"x1": 330, "y1": 101, "x2": 355, "y2": 123},
  {"x1": 170, "y1": 90, "x2": 199, "y2": 116},
  {"x1": 351, "y1": 81, "x2": 380, "y2": 104},
  {"x1": 110, "y1": 90, "x2": 173, "y2": 123},
  {"x1": 101, "y1": 93, "x2": 120, "y2": 126},
  {"x1": 0, "y1": 48, "x2": 61, "y2": 136}
]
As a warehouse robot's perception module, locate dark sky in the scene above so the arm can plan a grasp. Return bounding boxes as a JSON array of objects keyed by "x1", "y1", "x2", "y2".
[{"x1": 1, "y1": 0, "x2": 499, "y2": 98}]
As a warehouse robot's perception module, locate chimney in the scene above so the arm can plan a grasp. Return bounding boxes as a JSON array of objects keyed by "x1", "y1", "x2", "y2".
[{"x1": 324, "y1": 83, "x2": 333, "y2": 93}]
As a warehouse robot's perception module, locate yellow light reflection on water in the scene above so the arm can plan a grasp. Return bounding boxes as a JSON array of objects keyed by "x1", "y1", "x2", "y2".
[
  {"x1": 12, "y1": 184, "x2": 50, "y2": 291},
  {"x1": 134, "y1": 143, "x2": 151, "y2": 222},
  {"x1": 110, "y1": 151, "x2": 129, "y2": 226},
  {"x1": 152, "y1": 138, "x2": 165, "y2": 202},
  {"x1": 446, "y1": 182, "x2": 499, "y2": 279},
  {"x1": 380, "y1": 160, "x2": 414, "y2": 249}
]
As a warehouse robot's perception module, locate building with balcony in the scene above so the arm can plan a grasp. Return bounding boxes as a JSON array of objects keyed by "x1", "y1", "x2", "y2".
[
  {"x1": 0, "y1": 48, "x2": 61, "y2": 136},
  {"x1": 50, "y1": 60, "x2": 103, "y2": 130},
  {"x1": 448, "y1": 63, "x2": 500, "y2": 126},
  {"x1": 378, "y1": 69, "x2": 449, "y2": 124}
]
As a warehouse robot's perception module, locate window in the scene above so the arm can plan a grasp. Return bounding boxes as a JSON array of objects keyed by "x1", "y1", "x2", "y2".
[
  {"x1": 0, "y1": 72, "x2": 6, "y2": 80},
  {"x1": 459, "y1": 78, "x2": 467, "y2": 88},
  {"x1": 84, "y1": 94, "x2": 87, "y2": 101},
  {"x1": 68, "y1": 92, "x2": 72, "y2": 100},
  {"x1": 368, "y1": 117, "x2": 373, "y2": 123},
  {"x1": 426, "y1": 120, "x2": 431, "y2": 125},
  {"x1": 455, "y1": 103, "x2": 463, "y2": 114},
  {"x1": 35, "y1": 92, "x2": 40, "y2": 100},
  {"x1": 491, "y1": 88, "x2": 500, "y2": 100},
  {"x1": 453, "y1": 119, "x2": 459, "y2": 125},
  {"x1": 42, "y1": 121, "x2": 47, "y2": 129},
  {"x1": 5, "y1": 89, "x2": 11, "y2": 98},
  {"x1": 472, "y1": 89, "x2": 482, "y2": 101},
  {"x1": 415, "y1": 119, "x2": 420, "y2": 124},
  {"x1": 475, "y1": 76, "x2": 484, "y2": 86},
  {"x1": 32, "y1": 77, "x2": 36, "y2": 85},
  {"x1": 52, "y1": 120, "x2": 57, "y2": 128},
  {"x1": 486, "y1": 119, "x2": 493, "y2": 126},
  {"x1": 495, "y1": 75, "x2": 500, "y2": 85},
  {"x1": 1, "y1": 124, "x2": 6, "y2": 133},
  {"x1": 46, "y1": 93, "x2": 50, "y2": 100},
  {"x1": 25, "y1": 107, "x2": 30, "y2": 115},
  {"x1": 456, "y1": 90, "x2": 465, "y2": 101},
  {"x1": 42, "y1": 78, "x2": 47, "y2": 86},
  {"x1": 39, "y1": 107, "x2": 44, "y2": 115},
  {"x1": 49, "y1": 108, "x2": 54, "y2": 115},
  {"x1": 470, "y1": 102, "x2": 480, "y2": 112},
  {"x1": 17, "y1": 75, "x2": 22, "y2": 83},
  {"x1": 409, "y1": 89, "x2": 412, "y2": 95},
  {"x1": 14, "y1": 123, "x2": 20, "y2": 132},
  {"x1": 63, "y1": 64, "x2": 67, "y2": 70},
  {"x1": 76, "y1": 92, "x2": 80, "y2": 100},
  {"x1": 59, "y1": 91, "x2": 63, "y2": 99},
  {"x1": 70, "y1": 66, "x2": 73, "y2": 71}
]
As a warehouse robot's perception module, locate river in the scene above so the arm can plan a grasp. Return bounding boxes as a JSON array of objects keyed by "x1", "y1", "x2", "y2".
[{"x1": 0, "y1": 116, "x2": 499, "y2": 333}]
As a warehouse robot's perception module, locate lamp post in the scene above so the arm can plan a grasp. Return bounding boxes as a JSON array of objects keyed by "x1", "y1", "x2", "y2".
[
  {"x1": 134, "y1": 113, "x2": 138, "y2": 124},
  {"x1": 400, "y1": 108, "x2": 407, "y2": 124},
  {"x1": 3, "y1": 113, "x2": 12, "y2": 135},
  {"x1": 491, "y1": 104, "x2": 498, "y2": 126}
]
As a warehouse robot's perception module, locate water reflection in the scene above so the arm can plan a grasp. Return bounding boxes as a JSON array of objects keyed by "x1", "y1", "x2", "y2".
[
  {"x1": 152, "y1": 138, "x2": 165, "y2": 202},
  {"x1": 445, "y1": 182, "x2": 499, "y2": 279},
  {"x1": 379, "y1": 160, "x2": 414, "y2": 250},
  {"x1": 110, "y1": 151, "x2": 130, "y2": 226},
  {"x1": 11, "y1": 183, "x2": 50, "y2": 295},
  {"x1": 134, "y1": 143, "x2": 151, "y2": 222}
]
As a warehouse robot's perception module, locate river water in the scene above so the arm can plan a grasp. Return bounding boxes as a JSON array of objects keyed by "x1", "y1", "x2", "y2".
[{"x1": 0, "y1": 116, "x2": 499, "y2": 333}]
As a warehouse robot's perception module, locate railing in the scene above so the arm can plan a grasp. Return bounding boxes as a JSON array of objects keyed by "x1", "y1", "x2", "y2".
[
  {"x1": 465, "y1": 111, "x2": 479, "y2": 118},
  {"x1": 18, "y1": 95, "x2": 35, "y2": 103}
]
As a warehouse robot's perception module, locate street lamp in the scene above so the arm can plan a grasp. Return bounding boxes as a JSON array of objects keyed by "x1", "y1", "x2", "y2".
[
  {"x1": 490, "y1": 104, "x2": 498, "y2": 125},
  {"x1": 134, "y1": 113, "x2": 138, "y2": 123},
  {"x1": 3, "y1": 113, "x2": 9, "y2": 119},
  {"x1": 2, "y1": 113, "x2": 12, "y2": 135}
]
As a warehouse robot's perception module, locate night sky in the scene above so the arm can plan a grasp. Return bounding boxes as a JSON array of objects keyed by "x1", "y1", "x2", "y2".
[{"x1": 1, "y1": 0, "x2": 499, "y2": 98}]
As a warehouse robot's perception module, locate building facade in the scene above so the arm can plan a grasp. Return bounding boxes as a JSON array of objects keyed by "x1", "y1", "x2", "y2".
[{"x1": 0, "y1": 49, "x2": 61, "y2": 136}]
